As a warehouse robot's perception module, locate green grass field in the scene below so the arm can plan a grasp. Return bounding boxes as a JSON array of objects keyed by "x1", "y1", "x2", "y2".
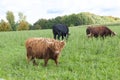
[{"x1": 0, "y1": 25, "x2": 120, "y2": 80}]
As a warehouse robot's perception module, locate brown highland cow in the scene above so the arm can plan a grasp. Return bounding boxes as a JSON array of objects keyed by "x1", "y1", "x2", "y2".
[
  {"x1": 25, "y1": 38, "x2": 65, "y2": 66},
  {"x1": 86, "y1": 26, "x2": 116, "y2": 38}
]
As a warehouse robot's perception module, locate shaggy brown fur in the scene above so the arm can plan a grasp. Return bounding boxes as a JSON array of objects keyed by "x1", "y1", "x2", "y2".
[
  {"x1": 25, "y1": 38, "x2": 65, "y2": 66},
  {"x1": 86, "y1": 26, "x2": 116, "y2": 38}
]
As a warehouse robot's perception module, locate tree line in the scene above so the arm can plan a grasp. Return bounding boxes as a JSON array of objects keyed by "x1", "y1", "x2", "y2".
[
  {"x1": 0, "y1": 11, "x2": 120, "y2": 31},
  {"x1": 33, "y1": 12, "x2": 120, "y2": 29}
]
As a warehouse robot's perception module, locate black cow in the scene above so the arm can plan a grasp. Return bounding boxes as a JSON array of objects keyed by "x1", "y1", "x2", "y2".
[{"x1": 52, "y1": 24, "x2": 69, "y2": 40}]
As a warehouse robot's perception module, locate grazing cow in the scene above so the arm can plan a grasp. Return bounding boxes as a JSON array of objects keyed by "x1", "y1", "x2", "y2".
[
  {"x1": 25, "y1": 38, "x2": 65, "y2": 66},
  {"x1": 52, "y1": 24, "x2": 69, "y2": 40},
  {"x1": 86, "y1": 26, "x2": 116, "y2": 38}
]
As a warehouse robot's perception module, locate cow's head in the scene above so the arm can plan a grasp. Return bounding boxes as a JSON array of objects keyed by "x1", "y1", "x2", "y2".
[
  {"x1": 111, "y1": 32, "x2": 117, "y2": 36},
  {"x1": 64, "y1": 33, "x2": 70, "y2": 40},
  {"x1": 87, "y1": 33, "x2": 94, "y2": 38},
  {"x1": 47, "y1": 40, "x2": 65, "y2": 54}
]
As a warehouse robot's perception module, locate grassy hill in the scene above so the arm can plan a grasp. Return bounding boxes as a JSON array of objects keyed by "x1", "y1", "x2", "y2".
[
  {"x1": 33, "y1": 12, "x2": 120, "y2": 29},
  {"x1": 0, "y1": 25, "x2": 120, "y2": 80}
]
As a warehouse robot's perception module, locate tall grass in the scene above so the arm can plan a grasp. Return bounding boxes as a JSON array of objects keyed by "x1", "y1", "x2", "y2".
[{"x1": 0, "y1": 26, "x2": 120, "y2": 80}]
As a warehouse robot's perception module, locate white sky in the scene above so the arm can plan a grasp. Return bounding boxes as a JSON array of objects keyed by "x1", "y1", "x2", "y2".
[{"x1": 0, "y1": 0, "x2": 120, "y2": 24}]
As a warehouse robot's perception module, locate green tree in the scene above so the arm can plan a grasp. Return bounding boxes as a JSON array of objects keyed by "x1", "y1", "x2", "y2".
[
  {"x1": 67, "y1": 14, "x2": 81, "y2": 26},
  {"x1": 62, "y1": 15, "x2": 70, "y2": 26},
  {"x1": 33, "y1": 24, "x2": 41, "y2": 30},
  {"x1": 0, "y1": 19, "x2": 11, "y2": 31},
  {"x1": 54, "y1": 16, "x2": 63, "y2": 24},
  {"x1": 34, "y1": 19, "x2": 48, "y2": 29},
  {"x1": 17, "y1": 12, "x2": 29, "y2": 30},
  {"x1": 18, "y1": 12, "x2": 26, "y2": 21},
  {"x1": 6, "y1": 11, "x2": 16, "y2": 31},
  {"x1": 78, "y1": 12, "x2": 95, "y2": 25},
  {"x1": 17, "y1": 21, "x2": 29, "y2": 31}
]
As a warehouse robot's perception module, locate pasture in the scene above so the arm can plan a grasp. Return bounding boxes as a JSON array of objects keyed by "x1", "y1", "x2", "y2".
[{"x1": 0, "y1": 25, "x2": 120, "y2": 80}]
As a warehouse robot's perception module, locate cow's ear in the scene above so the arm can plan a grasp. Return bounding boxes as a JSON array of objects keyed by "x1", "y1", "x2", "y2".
[{"x1": 60, "y1": 41, "x2": 65, "y2": 48}]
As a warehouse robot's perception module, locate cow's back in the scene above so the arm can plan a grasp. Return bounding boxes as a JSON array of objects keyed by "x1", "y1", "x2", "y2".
[
  {"x1": 53, "y1": 24, "x2": 68, "y2": 33},
  {"x1": 25, "y1": 38, "x2": 48, "y2": 54},
  {"x1": 86, "y1": 26, "x2": 115, "y2": 38},
  {"x1": 52, "y1": 24, "x2": 69, "y2": 40}
]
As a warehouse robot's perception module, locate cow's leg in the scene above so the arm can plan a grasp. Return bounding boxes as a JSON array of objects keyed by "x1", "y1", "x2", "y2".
[
  {"x1": 54, "y1": 55, "x2": 59, "y2": 66},
  {"x1": 44, "y1": 58, "x2": 49, "y2": 66},
  {"x1": 66, "y1": 35, "x2": 68, "y2": 40},
  {"x1": 62, "y1": 34, "x2": 64, "y2": 40},
  {"x1": 54, "y1": 58, "x2": 59, "y2": 66},
  {"x1": 26, "y1": 56, "x2": 32, "y2": 63},
  {"x1": 26, "y1": 47, "x2": 33, "y2": 63},
  {"x1": 54, "y1": 59, "x2": 58, "y2": 66},
  {"x1": 54, "y1": 34, "x2": 57, "y2": 39},
  {"x1": 57, "y1": 34, "x2": 60, "y2": 40},
  {"x1": 32, "y1": 58, "x2": 38, "y2": 66}
]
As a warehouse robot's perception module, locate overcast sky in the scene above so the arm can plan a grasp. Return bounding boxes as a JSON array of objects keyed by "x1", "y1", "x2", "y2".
[{"x1": 0, "y1": 0, "x2": 120, "y2": 24}]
